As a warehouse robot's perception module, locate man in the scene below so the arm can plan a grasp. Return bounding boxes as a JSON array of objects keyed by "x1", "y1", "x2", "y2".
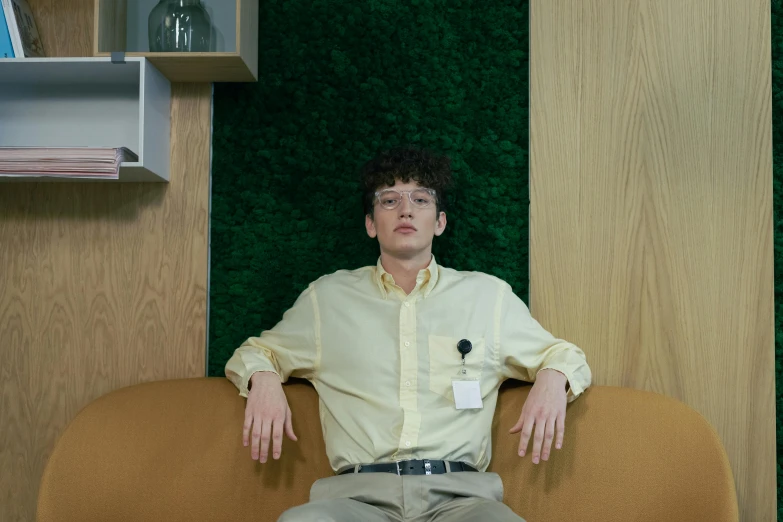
[{"x1": 225, "y1": 146, "x2": 592, "y2": 522}]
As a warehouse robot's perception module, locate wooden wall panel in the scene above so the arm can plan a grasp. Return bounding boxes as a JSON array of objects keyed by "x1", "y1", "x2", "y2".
[
  {"x1": 529, "y1": 1, "x2": 774, "y2": 520},
  {"x1": 0, "y1": 1, "x2": 211, "y2": 521},
  {"x1": 28, "y1": 0, "x2": 93, "y2": 57}
]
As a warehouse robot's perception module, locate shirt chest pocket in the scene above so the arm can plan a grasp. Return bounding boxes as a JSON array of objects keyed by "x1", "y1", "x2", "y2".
[{"x1": 428, "y1": 334, "x2": 486, "y2": 402}]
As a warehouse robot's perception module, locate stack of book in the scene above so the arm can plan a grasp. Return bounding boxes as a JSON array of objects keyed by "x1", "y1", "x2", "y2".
[{"x1": 0, "y1": 147, "x2": 139, "y2": 179}]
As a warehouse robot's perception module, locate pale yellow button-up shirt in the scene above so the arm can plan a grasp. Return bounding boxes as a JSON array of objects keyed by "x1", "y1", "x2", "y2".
[{"x1": 225, "y1": 256, "x2": 592, "y2": 473}]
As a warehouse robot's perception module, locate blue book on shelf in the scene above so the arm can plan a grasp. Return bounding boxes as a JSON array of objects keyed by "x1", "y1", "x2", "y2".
[{"x1": 0, "y1": 2, "x2": 13, "y2": 58}]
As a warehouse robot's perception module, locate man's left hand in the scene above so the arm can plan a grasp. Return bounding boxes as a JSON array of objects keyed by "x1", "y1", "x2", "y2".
[{"x1": 509, "y1": 369, "x2": 568, "y2": 464}]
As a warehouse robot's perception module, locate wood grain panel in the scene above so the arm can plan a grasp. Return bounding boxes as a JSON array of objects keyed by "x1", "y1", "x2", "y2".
[
  {"x1": 145, "y1": 53, "x2": 254, "y2": 83},
  {"x1": 94, "y1": 0, "x2": 128, "y2": 53},
  {"x1": 529, "y1": 1, "x2": 774, "y2": 520},
  {"x1": 0, "y1": 2, "x2": 211, "y2": 521},
  {"x1": 27, "y1": 0, "x2": 93, "y2": 57}
]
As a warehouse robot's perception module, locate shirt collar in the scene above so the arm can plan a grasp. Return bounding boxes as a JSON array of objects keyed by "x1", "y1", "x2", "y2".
[{"x1": 374, "y1": 255, "x2": 439, "y2": 300}]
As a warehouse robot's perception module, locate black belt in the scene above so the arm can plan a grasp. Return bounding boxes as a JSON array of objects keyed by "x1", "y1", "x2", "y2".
[{"x1": 338, "y1": 459, "x2": 478, "y2": 476}]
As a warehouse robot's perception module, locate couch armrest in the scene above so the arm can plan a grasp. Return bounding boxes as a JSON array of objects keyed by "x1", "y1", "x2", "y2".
[
  {"x1": 488, "y1": 382, "x2": 738, "y2": 522},
  {"x1": 37, "y1": 378, "x2": 330, "y2": 522}
]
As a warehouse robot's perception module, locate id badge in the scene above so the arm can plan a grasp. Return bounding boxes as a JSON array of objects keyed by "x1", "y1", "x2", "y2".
[
  {"x1": 452, "y1": 338, "x2": 482, "y2": 409},
  {"x1": 452, "y1": 378, "x2": 483, "y2": 410}
]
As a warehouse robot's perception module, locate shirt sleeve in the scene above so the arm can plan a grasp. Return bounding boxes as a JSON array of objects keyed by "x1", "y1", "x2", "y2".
[
  {"x1": 497, "y1": 283, "x2": 592, "y2": 402},
  {"x1": 224, "y1": 283, "x2": 319, "y2": 397}
]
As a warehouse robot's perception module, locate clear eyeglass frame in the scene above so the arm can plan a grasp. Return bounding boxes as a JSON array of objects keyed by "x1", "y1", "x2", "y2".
[{"x1": 374, "y1": 188, "x2": 437, "y2": 210}]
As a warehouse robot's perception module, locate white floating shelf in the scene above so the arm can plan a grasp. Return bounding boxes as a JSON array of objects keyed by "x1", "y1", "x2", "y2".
[{"x1": 0, "y1": 57, "x2": 170, "y2": 182}]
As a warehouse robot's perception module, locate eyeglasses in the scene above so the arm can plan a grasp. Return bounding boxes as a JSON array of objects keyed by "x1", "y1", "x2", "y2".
[{"x1": 374, "y1": 188, "x2": 437, "y2": 210}]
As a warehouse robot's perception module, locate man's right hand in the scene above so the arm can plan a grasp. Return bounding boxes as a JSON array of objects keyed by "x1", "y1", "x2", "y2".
[{"x1": 243, "y1": 371, "x2": 298, "y2": 463}]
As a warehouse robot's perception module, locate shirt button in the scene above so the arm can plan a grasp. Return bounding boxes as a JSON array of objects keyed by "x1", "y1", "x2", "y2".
[
  {"x1": 404, "y1": 302, "x2": 410, "y2": 307},
  {"x1": 405, "y1": 441, "x2": 411, "y2": 447},
  {"x1": 405, "y1": 381, "x2": 411, "y2": 387},
  {"x1": 404, "y1": 341, "x2": 410, "y2": 347}
]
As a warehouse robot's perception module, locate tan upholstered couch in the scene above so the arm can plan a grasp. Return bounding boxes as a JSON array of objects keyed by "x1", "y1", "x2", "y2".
[{"x1": 37, "y1": 378, "x2": 738, "y2": 522}]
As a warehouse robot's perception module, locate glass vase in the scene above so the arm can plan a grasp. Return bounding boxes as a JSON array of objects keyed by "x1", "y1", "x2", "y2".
[{"x1": 148, "y1": 0, "x2": 212, "y2": 52}]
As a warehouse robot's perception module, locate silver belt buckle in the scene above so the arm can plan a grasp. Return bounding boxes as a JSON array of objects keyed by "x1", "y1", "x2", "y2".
[
  {"x1": 424, "y1": 460, "x2": 432, "y2": 475},
  {"x1": 396, "y1": 461, "x2": 402, "y2": 475}
]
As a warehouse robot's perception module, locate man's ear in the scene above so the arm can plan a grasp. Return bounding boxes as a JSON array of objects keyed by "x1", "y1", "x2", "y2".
[
  {"x1": 365, "y1": 214, "x2": 377, "y2": 238},
  {"x1": 434, "y1": 212, "x2": 447, "y2": 237}
]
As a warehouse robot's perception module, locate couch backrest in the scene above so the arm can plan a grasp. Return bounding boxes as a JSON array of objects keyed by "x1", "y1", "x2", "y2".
[{"x1": 37, "y1": 378, "x2": 738, "y2": 522}]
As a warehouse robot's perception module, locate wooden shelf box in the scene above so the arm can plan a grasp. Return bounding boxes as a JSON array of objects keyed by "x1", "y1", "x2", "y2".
[
  {"x1": 94, "y1": 0, "x2": 258, "y2": 83},
  {"x1": 0, "y1": 57, "x2": 171, "y2": 182}
]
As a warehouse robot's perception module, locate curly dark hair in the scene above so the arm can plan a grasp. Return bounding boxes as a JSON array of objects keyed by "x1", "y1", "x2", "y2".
[{"x1": 360, "y1": 145, "x2": 453, "y2": 218}]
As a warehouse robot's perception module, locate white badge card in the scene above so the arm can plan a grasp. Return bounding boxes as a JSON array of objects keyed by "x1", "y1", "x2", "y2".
[{"x1": 452, "y1": 378, "x2": 483, "y2": 410}]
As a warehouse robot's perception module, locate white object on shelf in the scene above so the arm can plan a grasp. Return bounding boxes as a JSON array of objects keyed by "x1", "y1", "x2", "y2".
[{"x1": 0, "y1": 56, "x2": 170, "y2": 182}]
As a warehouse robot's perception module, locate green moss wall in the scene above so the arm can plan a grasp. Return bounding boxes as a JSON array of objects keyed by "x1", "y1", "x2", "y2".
[{"x1": 209, "y1": 0, "x2": 529, "y2": 376}]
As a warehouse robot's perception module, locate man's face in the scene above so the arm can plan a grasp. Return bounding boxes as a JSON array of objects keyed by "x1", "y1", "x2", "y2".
[{"x1": 365, "y1": 179, "x2": 447, "y2": 259}]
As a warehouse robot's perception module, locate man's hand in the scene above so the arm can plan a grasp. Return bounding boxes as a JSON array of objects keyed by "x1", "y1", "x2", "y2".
[
  {"x1": 509, "y1": 369, "x2": 568, "y2": 464},
  {"x1": 243, "y1": 371, "x2": 298, "y2": 463}
]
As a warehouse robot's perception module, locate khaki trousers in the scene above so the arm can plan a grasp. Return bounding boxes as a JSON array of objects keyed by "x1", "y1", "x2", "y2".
[{"x1": 277, "y1": 471, "x2": 525, "y2": 522}]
